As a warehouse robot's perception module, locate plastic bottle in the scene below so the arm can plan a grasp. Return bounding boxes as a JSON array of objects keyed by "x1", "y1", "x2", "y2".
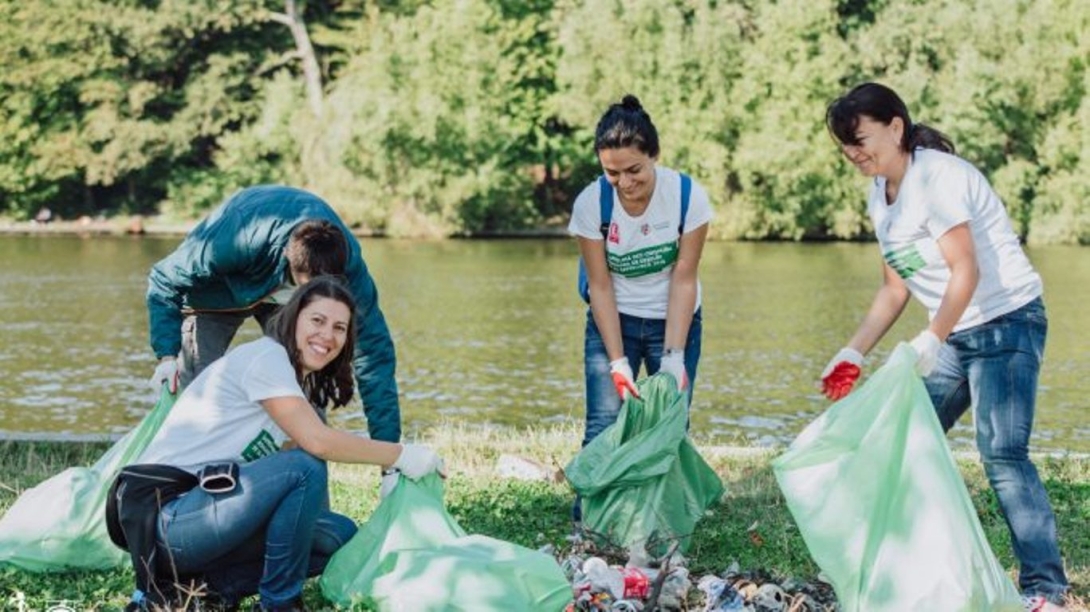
[{"x1": 582, "y1": 556, "x2": 625, "y2": 599}]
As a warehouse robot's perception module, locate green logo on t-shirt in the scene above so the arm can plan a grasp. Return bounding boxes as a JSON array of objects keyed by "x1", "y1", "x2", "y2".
[
  {"x1": 608, "y1": 243, "x2": 679, "y2": 278},
  {"x1": 884, "y1": 245, "x2": 926, "y2": 279},
  {"x1": 241, "y1": 429, "x2": 278, "y2": 463}
]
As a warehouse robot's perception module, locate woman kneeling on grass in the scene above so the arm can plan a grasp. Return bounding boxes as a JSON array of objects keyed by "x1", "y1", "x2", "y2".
[{"x1": 126, "y1": 276, "x2": 444, "y2": 611}]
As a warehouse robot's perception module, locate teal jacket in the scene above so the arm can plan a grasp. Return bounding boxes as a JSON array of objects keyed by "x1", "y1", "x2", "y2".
[{"x1": 146, "y1": 185, "x2": 400, "y2": 442}]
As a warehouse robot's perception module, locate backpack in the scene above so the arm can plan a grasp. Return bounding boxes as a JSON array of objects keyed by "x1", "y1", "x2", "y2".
[{"x1": 577, "y1": 173, "x2": 692, "y2": 303}]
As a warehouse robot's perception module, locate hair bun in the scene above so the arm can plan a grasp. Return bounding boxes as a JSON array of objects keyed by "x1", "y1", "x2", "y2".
[{"x1": 620, "y1": 95, "x2": 643, "y2": 111}]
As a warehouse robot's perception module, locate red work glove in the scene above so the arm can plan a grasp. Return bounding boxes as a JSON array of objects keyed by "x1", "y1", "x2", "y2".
[
  {"x1": 609, "y1": 357, "x2": 640, "y2": 400},
  {"x1": 820, "y1": 347, "x2": 864, "y2": 400}
]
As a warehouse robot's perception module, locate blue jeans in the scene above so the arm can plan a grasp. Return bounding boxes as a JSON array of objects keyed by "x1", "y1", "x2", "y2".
[
  {"x1": 156, "y1": 449, "x2": 357, "y2": 607},
  {"x1": 582, "y1": 308, "x2": 702, "y2": 447},
  {"x1": 925, "y1": 297, "x2": 1068, "y2": 603}
]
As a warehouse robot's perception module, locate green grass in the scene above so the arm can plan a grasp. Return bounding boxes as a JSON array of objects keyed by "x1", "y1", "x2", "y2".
[{"x1": 1, "y1": 427, "x2": 1087, "y2": 611}]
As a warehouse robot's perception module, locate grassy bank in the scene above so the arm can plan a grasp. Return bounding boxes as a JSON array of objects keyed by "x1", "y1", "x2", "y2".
[{"x1": 1, "y1": 426, "x2": 1087, "y2": 611}]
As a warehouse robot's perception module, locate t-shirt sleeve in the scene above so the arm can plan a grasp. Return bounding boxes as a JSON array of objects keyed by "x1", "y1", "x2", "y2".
[
  {"x1": 241, "y1": 342, "x2": 308, "y2": 404},
  {"x1": 923, "y1": 158, "x2": 973, "y2": 238},
  {"x1": 567, "y1": 182, "x2": 605, "y2": 240},
  {"x1": 682, "y1": 180, "x2": 714, "y2": 234}
]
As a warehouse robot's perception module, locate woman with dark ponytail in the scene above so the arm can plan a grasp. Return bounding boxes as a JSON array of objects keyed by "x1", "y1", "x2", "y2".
[
  {"x1": 820, "y1": 82, "x2": 1069, "y2": 611},
  {"x1": 567, "y1": 95, "x2": 714, "y2": 520}
]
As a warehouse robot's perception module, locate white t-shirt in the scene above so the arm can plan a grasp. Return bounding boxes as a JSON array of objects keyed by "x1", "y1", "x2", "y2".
[
  {"x1": 138, "y1": 336, "x2": 308, "y2": 473},
  {"x1": 869, "y1": 148, "x2": 1042, "y2": 332},
  {"x1": 568, "y1": 166, "x2": 714, "y2": 319}
]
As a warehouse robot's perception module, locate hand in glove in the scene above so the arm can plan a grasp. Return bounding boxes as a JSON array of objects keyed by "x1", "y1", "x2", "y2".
[
  {"x1": 658, "y1": 350, "x2": 689, "y2": 391},
  {"x1": 908, "y1": 330, "x2": 942, "y2": 377},
  {"x1": 380, "y1": 471, "x2": 399, "y2": 498},
  {"x1": 821, "y1": 347, "x2": 863, "y2": 401},
  {"x1": 150, "y1": 358, "x2": 180, "y2": 393},
  {"x1": 609, "y1": 357, "x2": 640, "y2": 400},
  {"x1": 392, "y1": 443, "x2": 445, "y2": 480}
]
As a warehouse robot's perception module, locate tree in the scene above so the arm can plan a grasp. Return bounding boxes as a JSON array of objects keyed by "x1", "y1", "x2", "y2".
[{"x1": 268, "y1": 0, "x2": 324, "y2": 118}]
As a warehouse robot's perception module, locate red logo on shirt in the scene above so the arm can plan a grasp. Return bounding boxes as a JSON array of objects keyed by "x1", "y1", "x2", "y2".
[
  {"x1": 640, "y1": 223, "x2": 650, "y2": 235},
  {"x1": 608, "y1": 222, "x2": 620, "y2": 244}
]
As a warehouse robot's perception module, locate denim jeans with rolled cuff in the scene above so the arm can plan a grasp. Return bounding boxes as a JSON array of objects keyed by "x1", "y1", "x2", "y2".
[
  {"x1": 156, "y1": 448, "x2": 357, "y2": 608},
  {"x1": 924, "y1": 297, "x2": 1068, "y2": 604}
]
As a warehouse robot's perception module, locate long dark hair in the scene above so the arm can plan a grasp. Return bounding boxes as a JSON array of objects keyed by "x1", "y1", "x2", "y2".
[
  {"x1": 826, "y1": 82, "x2": 955, "y2": 154},
  {"x1": 267, "y1": 276, "x2": 356, "y2": 409},
  {"x1": 594, "y1": 94, "x2": 660, "y2": 157},
  {"x1": 286, "y1": 219, "x2": 349, "y2": 280}
]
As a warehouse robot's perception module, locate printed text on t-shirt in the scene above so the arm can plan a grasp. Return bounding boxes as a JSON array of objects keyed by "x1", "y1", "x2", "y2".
[
  {"x1": 241, "y1": 429, "x2": 279, "y2": 462},
  {"x1": 884, "y1": 244, "x2": 926, "y2": 279},
  {"x1": 607, "y1": 243, "x2": 679, "y2": 278}
]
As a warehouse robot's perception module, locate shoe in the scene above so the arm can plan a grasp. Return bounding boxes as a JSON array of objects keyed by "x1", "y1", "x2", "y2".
[{"x1": 1023, "y1": 595, "x2": 1066, "y2": 612}]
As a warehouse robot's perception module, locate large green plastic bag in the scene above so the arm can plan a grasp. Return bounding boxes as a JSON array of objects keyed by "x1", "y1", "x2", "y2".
[
  {"x1": 320, "y1": 473, "x2": 571, "y2": 611},
  {"x1": 565, "y1": 374, "x2": 724, "y2": 556},
  {"x1": 772, "y1": 344, "x2": 1021, "y2": 612},
  {"x1": 0, "y1": 387, "x2": 176, "y2": 571}
]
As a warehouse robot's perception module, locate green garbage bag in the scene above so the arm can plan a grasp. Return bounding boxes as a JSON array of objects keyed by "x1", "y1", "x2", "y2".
[
  {"x1": 0, "y1": 387, "x2": 176, "y2": 571},
  {"x1": 565, "y1": 374, "x2": 725, "y2": 557},
  {"x1": 320, "y1": 473, "x2": 572, "y2": 611},
  {"x1": 772, "y1": 344, "x2": 1022, "y2": 612}
]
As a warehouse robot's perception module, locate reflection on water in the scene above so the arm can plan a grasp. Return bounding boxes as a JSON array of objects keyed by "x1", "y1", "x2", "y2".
[{"x1": 0, "y1": 236, "x2": 1086, "y2": 453}]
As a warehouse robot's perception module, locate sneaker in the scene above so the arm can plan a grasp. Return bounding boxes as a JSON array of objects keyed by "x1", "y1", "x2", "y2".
[{"x1": 1022, "y1": 595, "x2": 1066, "y2": 612}]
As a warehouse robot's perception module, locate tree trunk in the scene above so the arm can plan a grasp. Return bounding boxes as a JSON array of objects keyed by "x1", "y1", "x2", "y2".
[{"x1": 270, "y1": 0, "x2": 324, "y2": 118}]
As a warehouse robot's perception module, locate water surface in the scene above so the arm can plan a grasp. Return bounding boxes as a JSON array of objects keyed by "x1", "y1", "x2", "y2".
[{"x1": 0, "y1": 236, "x2": 1085, "y2": 452}]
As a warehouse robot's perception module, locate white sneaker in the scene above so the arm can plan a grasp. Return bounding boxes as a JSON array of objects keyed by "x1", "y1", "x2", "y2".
[{"x1": 1022, "y1": 595, "x2": 1066, "y2": 612}]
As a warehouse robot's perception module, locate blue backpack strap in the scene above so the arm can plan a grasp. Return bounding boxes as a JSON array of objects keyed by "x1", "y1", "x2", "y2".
[
  {"x1": 679, "y1": 173, "x2": 691, "y2": 235},
  {"x1": 578, "y1": 176, "x2": 614, "y2": 303},
  {"x1": 597, "y1": 175, "x2": 613, "y2": 238}
]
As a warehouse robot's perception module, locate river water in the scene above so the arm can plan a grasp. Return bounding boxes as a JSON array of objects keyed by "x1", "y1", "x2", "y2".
[{"x1": 0, "y1": 236, "x2": 1086, "y2": 452}]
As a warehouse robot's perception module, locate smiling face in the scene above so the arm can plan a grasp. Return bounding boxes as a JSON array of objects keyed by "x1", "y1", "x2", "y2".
[
  {"x1": 839, "y1": 115, "x2": 907, "y2": 179},
  {"x1": 295, "y1": 297, "x2": 351, "y2": 375},
  {"x1": 598, "y1": 146, "x2": 658, "y2": 208}
]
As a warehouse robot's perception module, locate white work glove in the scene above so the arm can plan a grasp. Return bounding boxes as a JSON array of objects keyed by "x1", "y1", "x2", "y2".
[
  {"x1": 909, "y1": 330, "x2": 942, "y2": 377},
  {"x1": 392, "y1": 443, "x2": 445, "y2": 480},
  {"x1": 658, "y1": 350, "x2": 689, "y2": 391},
  {"x1": 149, "y1": 358, "x2": 179, "y2": 393},
  {"x1": 380, "y1": 471, "x2": 399, "y2": 498},
  {"x1": 820, "y1": 347, "x2": 864, "y2": 400},
  {"x1": 609, "y1": 357, "x2": 640, "y2": 400}
]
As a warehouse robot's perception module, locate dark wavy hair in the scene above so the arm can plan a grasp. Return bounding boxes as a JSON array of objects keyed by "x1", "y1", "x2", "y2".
[
  {"x1": 286, "y1": 219, "x2": 349, "y2": 280},
  {"x1": 267, "y1": 276, "x2": 356, "y2": 409},
  {"x1": 826, "y1": 82, "x2": 955, "y2": 155},
  {"x1": 594, "y1": 94, "x2": 660, "y2": 157}
]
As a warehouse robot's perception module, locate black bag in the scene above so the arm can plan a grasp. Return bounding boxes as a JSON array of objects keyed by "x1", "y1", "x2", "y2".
[{"x1": 106, "y1": 464, "x2": 198, "y2": 607}]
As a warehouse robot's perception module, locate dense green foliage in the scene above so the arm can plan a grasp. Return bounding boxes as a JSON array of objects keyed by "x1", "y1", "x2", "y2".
[{"x1": 1, "y1": 0, "x2": 1088, "y2": 242}]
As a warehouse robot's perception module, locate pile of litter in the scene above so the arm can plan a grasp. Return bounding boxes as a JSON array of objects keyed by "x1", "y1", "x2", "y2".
[{"x1": 549, "y1": 535, "x2": 840, "y2": 612}]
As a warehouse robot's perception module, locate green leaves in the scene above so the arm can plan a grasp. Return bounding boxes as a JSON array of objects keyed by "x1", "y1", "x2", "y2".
[{"x1": 1, "y1": 0, "x2": 1088, "y2": 241}]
